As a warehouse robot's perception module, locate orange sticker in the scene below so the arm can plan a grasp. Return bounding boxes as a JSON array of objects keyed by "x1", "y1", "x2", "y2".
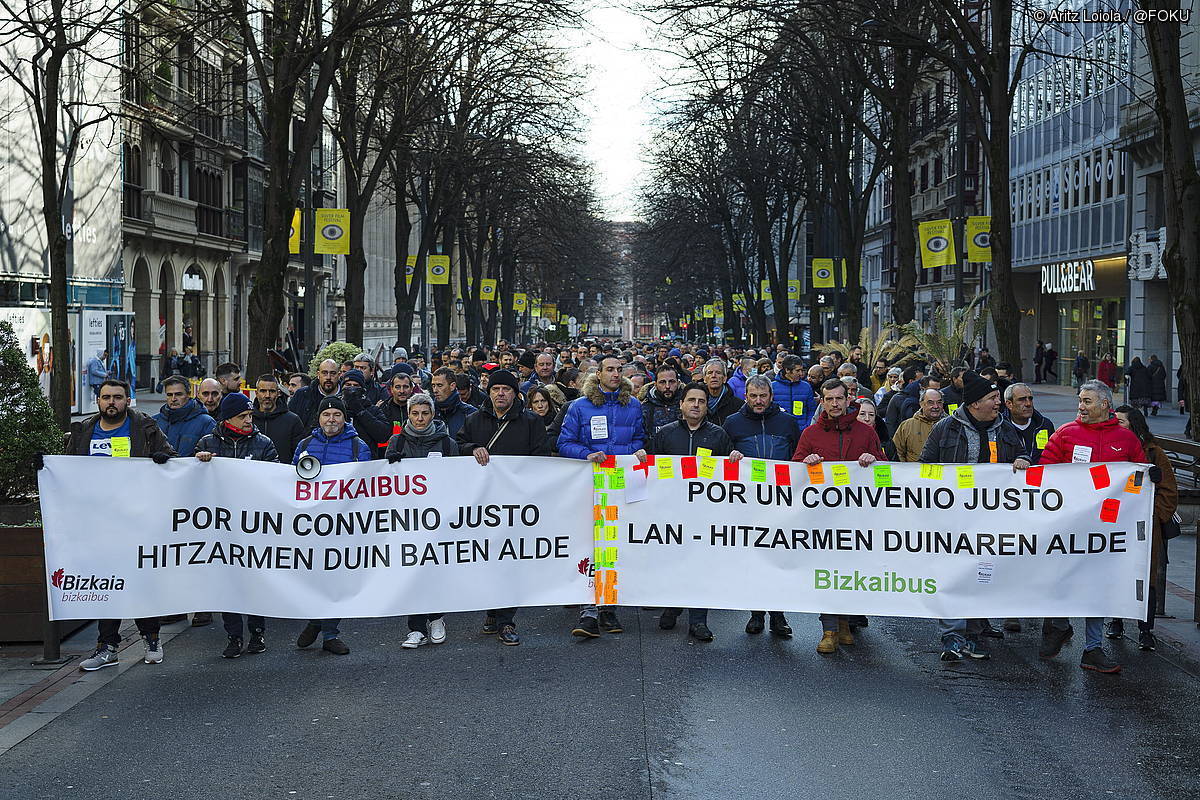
[
  {"x1": 593, "y1": 505, "x2": 603, "y2": 521},
  {"x1": 807, "y1": 463, "x2": 825, "y2": 484},
  {"x1": 1123, "y1": 473, "x2": 1143, "y2": 495},
  {"x1": 604, "y1": 505, "x2": 618, "y2": 521},
  {"x1": 988, "y1": 441, "x2": 998, "y2": 463}
]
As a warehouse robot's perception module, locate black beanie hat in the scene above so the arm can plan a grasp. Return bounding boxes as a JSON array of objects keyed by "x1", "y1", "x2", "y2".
[
  {"x1": 518, "y1": 351, "x2": 537, "y2": 369},
  {"x1": 960, "y1": 371, "x2": 998, "y2": 407},
  {"x1": 318, "y1": 395, "x2": 347, "y2": 416},
  {"x1": 217, "y1": 392, "x2": 252, "y2": 421},
  {"x1": 487, "y1": 368, "x2": 520, "y2": 392}
]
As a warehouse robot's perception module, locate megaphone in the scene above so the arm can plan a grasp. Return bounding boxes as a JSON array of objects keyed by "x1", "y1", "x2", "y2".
[{"x1": 296, "y1": 453, "x2": 322, "y2": 481}]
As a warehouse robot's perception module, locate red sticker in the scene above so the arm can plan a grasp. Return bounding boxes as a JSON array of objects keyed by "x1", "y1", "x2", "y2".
[
  {"x1": 601, "y1": 454, "x2": 616, "y2": 469},
  {"x1": 723, "y1": 460, "x2": 740, "y2": 481},
  {"x1": 680, "y1": 457, "x2": 698, "y2": 480},
  {"x1": 1100, "y1": 498, "x2": 1120, "y2": 523},
  {"x1": 1090, "y1": 464, "x2": 1110, "y2": 490},
  {"x1": 775, "y1": 464, "x2": 791, "y2": 486},
  {"x1": 1024, "y1": 465, "x2": 1044, "y2": 487}
]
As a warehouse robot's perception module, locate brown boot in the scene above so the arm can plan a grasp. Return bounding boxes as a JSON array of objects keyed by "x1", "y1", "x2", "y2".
[
  {"x1": 817, "y1": 630, "x2": 838, "y2": 654},
  {"x1": 837, "y1": 618, "x2": 855, "y2": 646}
]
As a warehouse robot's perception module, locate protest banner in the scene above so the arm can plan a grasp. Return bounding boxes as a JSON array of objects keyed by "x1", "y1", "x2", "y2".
[
  {"x1": 595, "y1": 457, "x2": 1153, "y2": 619},
  {"x1": 38, "y1": 456, "x2": 594, "y2": 620}
]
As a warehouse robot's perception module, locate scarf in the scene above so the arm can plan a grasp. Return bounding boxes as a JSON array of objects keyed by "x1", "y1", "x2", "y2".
[
  {"x1": 404, "y1": 417, "x2": 450, "y2": 445},
  {"x1": 222, "y1": 422, "x2": 253, "y2": 438},
  {"x1": 706, "y1": 385, "x2": 728, "y2": 412},
  {"x1": 958, "y1": 408, "x2": 999, "y2": 463}
]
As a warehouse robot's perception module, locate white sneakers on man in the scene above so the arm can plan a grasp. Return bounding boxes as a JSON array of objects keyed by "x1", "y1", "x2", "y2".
[
  {"x1": 402, "y1": 631, "x2": 428, "y2": 649},
  {"x1": 429, "y1": 619, "x2": 447, "y2": 644}
]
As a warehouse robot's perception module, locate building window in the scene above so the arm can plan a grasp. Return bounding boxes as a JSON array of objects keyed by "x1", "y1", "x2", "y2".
[
  {"x1": 933, "y1": 156, "x2": 943, "y2": 186},
  {"x1": 920, "y1": 162, "x2": 928, "y2": 192},
  {"x1": 122, "y1": 144, "x2": 143, "y2": 219},
  {"x1": 157, "y1": 142, "x2": 174, "y2": 194}
]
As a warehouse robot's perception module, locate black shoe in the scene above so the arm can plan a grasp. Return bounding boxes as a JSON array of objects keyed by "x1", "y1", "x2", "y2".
[
  {"x1": 482, "y1": 616, "x2": 498, "y2": 635},
  {"x1": 848, "y1": 615, "x2": 869, "y2": 630},
  {"x1": 745, "y1": 614, "x2": 765, "y2": 634},
  {"x1": 322, "y1": 638, "x2": 350, "y2": 655},
  {"x1": 598, "y1": 610, "x2": 623, "y2": 633},
  {"x1": 159, "y1": 614, "x2": 187, "y2": 624},
  {"x1": 222, "y1": 637, "x2": 243, "y2": 659},
  {"x1": 659, "y1": 610, "x2": 679, "y2": 630},
  {"x1": 572, "y1": 617, "x2": 601, "y2": 638},
  {"x1": 1138, "y1": 631, "x2": 1156, "y2": 651},
  {"x1": 1080, "y1": 647, "x2": 1121, "y2": 673},
  {"x1": 769, "y1": 617, "x2": 793, "y2": 638},
  {"x1": 246, "y1": 631, "x2": 267, "y2": 655},
  {"x1": 191, "y1": 612, "x2": 213, "y2": 627},
  {"x1": 499, "y1": 625, "x2": 520, "y2": 646},
  {"x1": 1003, "y1": 618, "x2": 1022, "y2": 633},
  {"x1": 1151, "y1": 406, "x2": 1158, "y2": 416},
  {"x1": 979, "y1": 621, "x2": 1004, "y2": 639},
  {"x1": 296, "y1": 623, "x2": 320, "y2": 649},
  {"x1": 1105, "y1": 619, "x2": 1125, "y2": 639},
  {"x1": 689, "y1": 623, "x2": 714, "y2": 642},
  {"x1": 1039, "y1": 625, "x2": 1074, "y2": 658}
]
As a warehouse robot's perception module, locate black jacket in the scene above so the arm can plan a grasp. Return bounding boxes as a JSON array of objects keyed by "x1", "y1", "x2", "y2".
[
  {"x1": 65, "y1": 409, "x2": 176, "y2": 458},
  {"x1": 354, "y1": 399, "x2": 410, "y2": 458},
  {"x1": 1005, "y1": 408, "x2": 1055, "y2": 464},
  {"x1": 641, "y1": 387, "x2": 680, "y2": 440},
  {"x1": 253, "y1": 404, "x2": 306, "y2": 465},
  {"x1": 456, "y1": 398, "x2": 551, "y2": 457},
  {"x1": 1148, "y1": 358, "x2": 1168, "y2": 402},
  {"x1": 288, "y1": 384, "x2": 338, "y2": 429},
  {"x1": 886, "y1": 381, "x2": 921, "y2": 436},
  {"x1": 195, "y1": 425, "x2": 280, "y2": 462},
  {"x1": 705, "y1": 384, "x2": 742, "y2": 426},
  {"x1": 919, "y1": 407, "x2": 1030, "y2": 464},
  {"x1": 1125, "y1": 360, "x2": 1151, "y2": 400},
  {"x1": 651, "y1": 420, "x2": 733, "y2": 457}
]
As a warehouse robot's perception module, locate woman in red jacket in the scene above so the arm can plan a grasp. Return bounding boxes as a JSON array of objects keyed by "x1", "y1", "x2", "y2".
[{"x1": 1096, "y1": 353, "x2": 1117, "y2": 388}]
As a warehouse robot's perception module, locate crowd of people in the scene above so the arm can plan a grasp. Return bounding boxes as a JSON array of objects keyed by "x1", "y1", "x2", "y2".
[{"x1": 62, "y1": 337, "x2": 1178, "y2": 677}]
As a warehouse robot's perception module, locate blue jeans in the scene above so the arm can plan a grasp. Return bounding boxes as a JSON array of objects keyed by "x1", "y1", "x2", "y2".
[
  {"x1": 223, "y1": 613, "x2": 265, "y2": 638},
  {"x1": 309, "y1": 619, "x2": 340, "y2": 639},
  {"x1": 665, "y1": 608, "x2": 708, "y2": 624},
  {"x1": 1047, "y1": 617, "x2": 1103, "y2": 651},
  {"x1": 938, "y1": 618, "x2": 985, "y2": 642}
]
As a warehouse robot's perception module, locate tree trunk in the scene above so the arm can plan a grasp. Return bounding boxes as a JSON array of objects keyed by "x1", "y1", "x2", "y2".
[
  {"x1": 890, "y1": 111, "x2": 917, "y2": 325},
  {"x1": 343, "y1": 205, "x2": 368, "y2": 345},
  {"x1": 40, "y1": 49, "x2": 71, "y2": 428},
  {"x1": 1143, "y1": 5, "x2": 1200, "y2": 440}
]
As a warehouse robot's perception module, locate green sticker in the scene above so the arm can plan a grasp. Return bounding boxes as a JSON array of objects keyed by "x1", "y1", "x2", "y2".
[
  {"x1": 593, "y1": 473, "x2": 604, "y2": 490},
  {"x1": 751, "y1": 460, "x2": 767, "y2": 482},
  {"x1": 873, "y1": 464, "x2": 893, "y2": 487},
  {"x1": 609, "y1": 468, "x2": 626, "y2": 490}
]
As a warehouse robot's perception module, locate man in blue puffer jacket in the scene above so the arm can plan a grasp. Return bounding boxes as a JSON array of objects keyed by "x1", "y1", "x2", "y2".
[
  {"x1": 558, "y1": 354, "x2": 646, "y2": 639},
  {"x1": 724, "y1": 375, "x2": 801, "y2": 460},
  {"x1": 770, "y1": 355, "x2": 815, "y2": 434},
  {"x1": 153, "y1": 375, "x2": 215, "y2": 457},
  {"x1": 291, "y1": 395, "x2": 371, "y2": 656}
]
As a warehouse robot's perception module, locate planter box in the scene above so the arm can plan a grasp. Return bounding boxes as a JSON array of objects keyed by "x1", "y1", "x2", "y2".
[{"x1": 0, "y1": 524, "x2": 50, "y2": 643}]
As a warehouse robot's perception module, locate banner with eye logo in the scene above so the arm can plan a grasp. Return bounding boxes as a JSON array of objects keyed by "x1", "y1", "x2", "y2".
[
  {"x1": 966, "y1": 216, "x2": 992, "y2": 263},
  {"x1": 919, "y1": 219, "x2": 956, "y2": 269},
  {"x1": 426, "y1": 255, "x2": 450, "y2": 285},
  {"x1": 314, "y1": 209, "x2": 350, "y2": 255}
]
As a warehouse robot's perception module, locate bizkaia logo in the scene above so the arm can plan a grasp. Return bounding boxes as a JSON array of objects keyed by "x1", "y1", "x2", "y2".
[
  {"x1": 577, "y1": 557, "x2": 594, "y2": 577},
  {"x1": 50, "y1": 567, "x2": 125, "y2": 600}
]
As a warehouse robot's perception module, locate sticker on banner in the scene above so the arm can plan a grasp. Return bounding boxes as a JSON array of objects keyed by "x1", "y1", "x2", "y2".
[{"x1": 977, "y1": 561, "x2": 994, "y2": 584}]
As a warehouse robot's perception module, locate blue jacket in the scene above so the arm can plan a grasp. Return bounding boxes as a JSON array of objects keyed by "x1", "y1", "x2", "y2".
[
  {"x1": 86, "y1": 356, "x2": 109, "y2": 385},
  {"x1": 153, "y1": 398, "x2": 216, "y2": 457},
  {"x1": 557, "y1": 374, "x2": 644, "y2": 459},
  {"x1": 292, "y1": 422, "x2": 373, "y2": 465},
  {"x1": 770, "y1": 376, "x2": 815, "y2": 432},
  {"x1": 435, "y1": 392, "x2": 477, "y2": 437},
  {"x1": 722, "y1": 403, "x2": 800, "y2": 461},
  {"x1": 729, "y1": 368, "x2": 750, "y2": 400}
]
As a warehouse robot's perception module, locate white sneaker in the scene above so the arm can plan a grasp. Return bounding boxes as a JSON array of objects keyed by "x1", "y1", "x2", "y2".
[
  {"x1": 80, "y1": 645, "x2": 119, "y2": 671},
  {"x1": 401, "y1": 631, "x2": 428, "y2": 649},
  {"x1": 143, "y1": 636, "x2": 163, "y2": 664},
  {"x1": 428, "y1": 618, "x2": 447, "y2": 644}
]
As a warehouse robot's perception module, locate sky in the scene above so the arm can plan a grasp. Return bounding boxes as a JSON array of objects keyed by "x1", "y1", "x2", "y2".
[{"x1": 571, "y1": 3, "x2": 665, "y2": 221}]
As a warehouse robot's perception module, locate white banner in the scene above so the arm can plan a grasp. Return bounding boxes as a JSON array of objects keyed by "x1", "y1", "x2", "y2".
[
  {"x1": 39, "y1": 456, "x2": 595, "y2": 620},
  {"x1": 593, "y1": 457, "x2": 1154, "y2": 619}
]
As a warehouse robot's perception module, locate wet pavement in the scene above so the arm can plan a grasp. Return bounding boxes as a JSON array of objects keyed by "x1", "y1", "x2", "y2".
[{"x1": 1, "y1": 605, "x2": 1198, "y2": 800}]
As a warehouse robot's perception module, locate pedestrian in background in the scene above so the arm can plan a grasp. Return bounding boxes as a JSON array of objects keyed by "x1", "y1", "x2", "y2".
[
  {"x1": 1148, "y1": 355, "x2": 1168, "y2": 416},
  {"x1": 1096, "y1": 352, "x2": 1117, "y2": 389},
  {"x1": 1124, "y1": 356, "x2": 1151, "y2": 413}
]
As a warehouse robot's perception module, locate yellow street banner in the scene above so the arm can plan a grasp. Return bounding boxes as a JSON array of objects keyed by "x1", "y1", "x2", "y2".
[
  {"x1": 314, "y1": 209, "x2": 350, "y2": 255},
  {"x1": 812, "y1": 259, "x2": 835, "y2": 289},
  {"x1": 479, "y1": 278, "x2": 497, "y2": 301},
  {"x1": 530, "y1": 299, "x2": 541, "y2": 317},
  {"x1": 703, "y1": 304, "x2": 715, "y2": 319},
  {"x1": 405, "y1": 256, "x2": 416, "y2": 288},
  {"x1": 427, "y1": 255, "x2": 450, "y2": 285},
  {"x1": 543, "y1": 303, "x2": 557, "y2": 320},
  {"x1": 732, "y1": 293, "x2": 745, "y2": 311},
  {"x1": 560, "y1": 313, "x2": 569, "y2": 324},
  {"x1": 289, "y1": 210, "x2": 301, "y2": 254},
  {"x1": 919, "y1": 219, "x2": 957, "y2": 268},
  {"x1": 966, "y1": 216, "x2": 992, "y2": 262},
  {"x1": 787, "y1": 279, "x2": 801, "y2": 300},
  {"x1": 760, "y1": 280, "x2": 772, "y2": 300},
  {"x1": 512, "y1": 293, "x2": 527, "y2": 312}
]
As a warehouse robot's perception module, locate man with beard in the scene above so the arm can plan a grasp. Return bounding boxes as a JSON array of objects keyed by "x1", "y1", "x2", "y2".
[
  {"x1": 429, "y1": 367, "x2": 477, "y2": 436},
  {"x1": 251, "y1": 373, "x2": 306, "y2": 465},
  {"x1": 288, "y1": 358, "x2": 341, "y2": 428},
  {"x1": 67, "y1": 380, "x2": 175, "y2": 670},
  {"x1": 456, "y1": 369, "x2": 551, "y2": 646},
  {"x1": 641, "y1": 364, "x2": 682, "y2": 440}
]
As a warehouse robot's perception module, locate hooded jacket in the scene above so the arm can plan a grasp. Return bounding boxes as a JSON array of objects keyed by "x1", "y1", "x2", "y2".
[
  {"x1": 769, "y1": 376, "x2": 815, "y2": 432},
  {"x1": 791, "y1": 411, "x2": 885, "y2": 462},
  {"x1": 65, "y1": 409, "x2": 176, "y2": 458},
  {"x1": 1004, "y1": 408, "x2": 1055, "y2": 464},
  {"x1": 641, "y1": 386, "x2": 681, "y2": 440},
  {"x1": 384, "y1": 419, "x2": 458, "y2": 461},
  {"x1": 292, "y1": 422, "x2": 372, "y2": 465},
  {"x1": 252, "y1": 402, "x2": 306, "y2": 465},
  {"x1": 434, "y1": 391, "x2": 477, "y2": 437},
  {"x1": 704, "y1": 383, "x2": 742, "y2": 426},
  {"x1": 885, "y1": 381, "x2": 923, "y2": 435},
  {"x1": 1038, "y1": 416, "x2": 1146, "y2": 465},
  {"x1": 456, "y1": 396, "x2": 551, "y2": 457},
  {"x1": 195, "y1": 424, "x2": 279, "y2": 462},
  {"x1": 728, "y1": 368, "x2": 751, "y2": 400},
  {"x1": 557, "y1": 373, "x2": 644, "y2": 459},
  {"x1": 723, "y1": 403, "x2": 800, "y2": 461},
  {"x1": 918, "y1": 406, "x2": 1028, "y2": 464},
  {"x1": 152, "y1": 398, "x2": 216, "y2": 457},
  {"x1": 651, "y1": 419, "x2": 733, "y2": 457}
]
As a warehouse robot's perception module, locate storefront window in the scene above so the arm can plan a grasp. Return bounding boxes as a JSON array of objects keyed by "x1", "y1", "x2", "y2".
[{"x1": 1056, "y1": 297, "x2": 1125, "y2": 386}]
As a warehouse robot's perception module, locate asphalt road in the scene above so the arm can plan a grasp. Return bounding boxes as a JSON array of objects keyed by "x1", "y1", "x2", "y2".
[{"x1": 2, "y1": 607, "x2": 1198, "y2": 800}]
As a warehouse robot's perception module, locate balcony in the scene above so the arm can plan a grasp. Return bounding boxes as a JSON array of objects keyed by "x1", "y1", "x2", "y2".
[
  {"x1": 225, "y1": 208, "x2": 247, "y2": 242},
  {"x1": 142, "y1": 191, "x2": 198, "y2": 235}
]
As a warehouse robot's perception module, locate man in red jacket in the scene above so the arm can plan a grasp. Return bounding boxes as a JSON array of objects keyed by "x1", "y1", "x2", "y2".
[
  {"x1": 1038, "y1": 380, "x2": 1146, "y2": 674},
  {"x1": 792, "y1": 378, "x2": 885, "y2": 655}
]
